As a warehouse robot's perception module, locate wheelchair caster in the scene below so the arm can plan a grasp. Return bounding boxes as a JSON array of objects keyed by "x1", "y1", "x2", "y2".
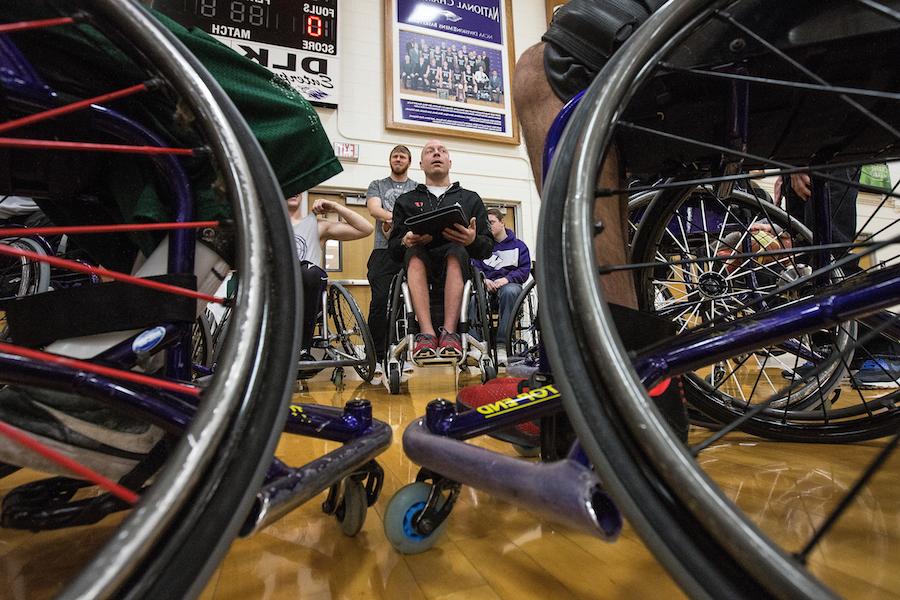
[
  {"x1": 335, "y1": 478, "x2": 367, "y2": 537},
  {"x1": 387, "y1": 363, "x2": 402, "y2": 394},
  {"x1": 331, "y1": 366, "x2": 345, "y2": 389},
  {"x1": 383, "y1": 482, "x2": 449, "y2": 554},
  {"x1": 480, "y1": 359, "x2": 496, "y2": 383}
]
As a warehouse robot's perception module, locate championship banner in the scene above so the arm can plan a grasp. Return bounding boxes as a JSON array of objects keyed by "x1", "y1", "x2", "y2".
[{"x1": 385, "y1": 0, "x2": 520, "y2": 145}]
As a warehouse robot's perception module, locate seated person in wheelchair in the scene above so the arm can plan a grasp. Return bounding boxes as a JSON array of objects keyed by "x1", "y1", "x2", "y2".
[
  {"x1": 471, "y1": 208, "x2": 531, "y2": 363},
  {"x1": 388, "y1": 139, "x2": 493, "y2": 360},
  {"x1": 287, "y1": 195, "x2": 373, "y2": 362}
]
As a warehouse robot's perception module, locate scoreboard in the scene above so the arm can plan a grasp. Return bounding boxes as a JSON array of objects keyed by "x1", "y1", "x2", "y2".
[{"x1": 151, "y1": 0, "x2": 340, "y2": 107}]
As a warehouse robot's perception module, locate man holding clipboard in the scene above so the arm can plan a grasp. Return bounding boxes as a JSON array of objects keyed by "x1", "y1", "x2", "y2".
[{"x1": 388, "y1": 140, "x2": 493, "y2": 360}]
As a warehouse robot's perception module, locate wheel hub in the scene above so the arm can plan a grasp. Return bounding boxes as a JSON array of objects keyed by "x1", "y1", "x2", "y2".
[{"x1": 697, "y1": 272, "x2": 728, "y2": 298}]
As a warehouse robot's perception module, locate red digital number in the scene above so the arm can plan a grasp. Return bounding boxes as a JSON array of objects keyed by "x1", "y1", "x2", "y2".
[{"x1": 307, "y1": 15, "x2": 323, "y2": 38}]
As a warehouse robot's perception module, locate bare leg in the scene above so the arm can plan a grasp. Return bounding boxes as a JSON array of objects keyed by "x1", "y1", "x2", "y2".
[
  {"x1": 513, "y1": 43, "x2": 635, "y2": 308},
  {"x1": 407, "y1": 255, "x2": 434, "y2": 336},
  {"x1": 512, "y1": 43, "x2": 562, "y2": 194},
  {"x1": 442, "y1": 254, "x2": 464, "y2": 332}
]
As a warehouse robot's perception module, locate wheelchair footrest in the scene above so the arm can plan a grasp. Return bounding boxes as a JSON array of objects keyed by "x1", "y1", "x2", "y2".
[{"x1": 414, "y1": 355, "x2": 460, "y2": 367}]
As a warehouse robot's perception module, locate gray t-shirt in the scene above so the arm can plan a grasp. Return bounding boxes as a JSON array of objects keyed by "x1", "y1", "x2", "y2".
[
  {"x1": 292, "y1": 213, "x2": 323, "y2": 268},
  {"x1": 367, "y1": 176, "x2": 417, "y2": 249}
]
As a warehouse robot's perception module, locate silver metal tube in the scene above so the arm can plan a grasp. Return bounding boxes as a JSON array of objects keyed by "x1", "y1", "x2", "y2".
[
  {"x1": 242, "y1": 420, "x2": 392, "y2": 535},
  {"x1": 403, "y1": 419, "x2": 621, "y2": 540}
]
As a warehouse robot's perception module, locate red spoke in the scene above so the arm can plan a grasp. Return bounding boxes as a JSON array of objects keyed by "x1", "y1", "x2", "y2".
[
  {"x1": 0, "y1": 342, "x2": 201, "y2": 398},
  {"x1": 0, "y1": 137, "x2": 196, "y2": 156},
  {"x1": 0, "y1": 83, "x2": 152, "y2": 134},
  {"x1": 0, "y1": 16, "x2": 76, "y2": 34},
  {"x1": 0, "y1": 244, "x2": 226, "y2": 305},
  {"x1": 0, "y1": 220, "x2": 221, "y2": 238},
  {"x1": 0, "y1": 421, "x2": 140, "y2": 505}
]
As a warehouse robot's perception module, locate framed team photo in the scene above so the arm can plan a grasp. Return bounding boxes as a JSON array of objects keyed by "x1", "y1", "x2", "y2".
[{"x1": 385, "y1": 0, "x2": 520, "y2": 145}]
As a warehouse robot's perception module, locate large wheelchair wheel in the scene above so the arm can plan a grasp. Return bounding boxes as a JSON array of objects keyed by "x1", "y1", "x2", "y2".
[
  {"x1": 0, "y1": 236, "x2": 51, "y2": 338},
  {"x1": 0, "y1": 3, "x2": 299, "y2": 598},
  {"x1": 328, "y1": 282, "x2": 376, "y2": 382},
  {"x1": 503, "y1": 278, "x2": 539, "y2": 364},
  {"x1": 628, "y1": 187, "x2": 857, "y2": 433},
  {"x1": 539, "y1": 1, "x2": 900, "y2": 598},
  {"x1": 472, "y1": 272, "x2": 497, "y2": 380}
]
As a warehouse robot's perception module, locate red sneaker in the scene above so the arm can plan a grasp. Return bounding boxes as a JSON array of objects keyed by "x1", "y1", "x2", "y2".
[
  {"x1": 413, "y1": 333, "x2": 438, "y2": 359},
  {"x1": 438, "y1": 329, "x2": 463, "y2": 358}
]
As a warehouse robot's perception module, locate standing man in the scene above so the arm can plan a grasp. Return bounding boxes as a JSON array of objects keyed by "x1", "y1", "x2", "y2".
[
  {"x1": 472, "y1": 208, "x2": 531, "y2": 364},
  {"x1": 366, "y1": 145, "x2": 418, "y2": 368},
  {"x1": 388, "y1": 140, "x2": 493, "y2": 360}
]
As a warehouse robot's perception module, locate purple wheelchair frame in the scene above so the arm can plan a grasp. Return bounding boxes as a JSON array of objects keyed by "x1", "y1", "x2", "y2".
[
  {"x1": 392, "y1": 80, "x2": 900, "y2": 544},
  {"x1": 0, "y1": 35, "x2": 390, "y2": 533}
]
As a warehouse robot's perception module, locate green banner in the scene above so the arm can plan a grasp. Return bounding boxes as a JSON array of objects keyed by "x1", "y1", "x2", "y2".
[{"x1": 860, "y1": 164, "x2": 892, "y2": 191}]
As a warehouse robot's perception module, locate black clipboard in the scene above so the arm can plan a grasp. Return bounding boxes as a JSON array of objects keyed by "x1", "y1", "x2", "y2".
[{"x1": 406, "y1": 205, "x2": 467, "y2": 238}]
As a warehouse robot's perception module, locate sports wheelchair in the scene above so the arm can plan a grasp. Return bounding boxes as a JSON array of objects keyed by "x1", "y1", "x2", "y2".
[
  {"x1": 0, "y1": 4, "x2": 390, "y2": 598},
  {"x1": 383, "y1": 266, "x2": 497, "y2": 394},
  {"x1": 387, "y1": 3, "x2": 900, "y2": 599},
  {"x1": 296, "y1": 276, "x2": 377, "y2": 388}
]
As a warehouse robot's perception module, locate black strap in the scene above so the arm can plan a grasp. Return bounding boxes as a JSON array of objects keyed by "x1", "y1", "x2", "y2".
[{"x1": 1, "y1": 274, "x2": 197, "y2": 347}]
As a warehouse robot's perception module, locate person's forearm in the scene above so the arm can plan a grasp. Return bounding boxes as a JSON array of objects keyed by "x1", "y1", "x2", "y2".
[
  {"x1": 366, "y1": 199, "x2": 393, "y2": 221},
  {"x1": 335, "y1": 204, "x2": 374, "y2": 234}
]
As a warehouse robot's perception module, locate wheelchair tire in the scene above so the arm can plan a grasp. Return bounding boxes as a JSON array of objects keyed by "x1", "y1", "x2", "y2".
[
  {"x1": 503, "y1": 279, "x2": 539, "y2": 363},
  {"x1": 388, "y1": 362, "x2": 402, "y2": 395},
  {"x1": 472, "y1": 272, "x2": 494, "y2": 363},
  {"x1": 480, "y1": 359, "x2": 497, "y2": 383},
  {"x1": 328, "y1": 282, "x2": 376, "y2": 382},
  {"x1": 0, "y1": 237, "x2": 51, "y2": 298},
  {"x1": 382, "y1": 272, "x2": 410, "y2": 376},
  {"x1": 383, "y1": 482, "x2": 449, "y2": 555},
  {"x1": 192, "y1": 313, "x2": 214, "y2": 371},
  {"x1": 0, "y1": 236, "x2": 52, "y2": 338},
  {"x1": 0, "y1": 3, "x2": 300, "y2": 598},
  {"x1": 628, "y1": 187, "x2": 857, "y2": 435},
  {"x1": 539, "y1": 1, "x2": 900, "y2": 598},
  {"x1": 336, "y1": 477, "x2": 368, "y2": 537}
]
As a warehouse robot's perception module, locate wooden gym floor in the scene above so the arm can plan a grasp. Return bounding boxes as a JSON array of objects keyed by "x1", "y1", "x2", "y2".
[{"x1": 1, "y1": 365, "x2": 898, "y2": 599}]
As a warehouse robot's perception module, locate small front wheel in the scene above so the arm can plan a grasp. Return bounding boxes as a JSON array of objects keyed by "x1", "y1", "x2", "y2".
[
  {"x1": 480, "y1": 359, "x2": 497, "y2": 383},
  {"x1": 387, "y1": 363, "x2": 402, "y2": 395},
  {"x1": 336, "y1": 478, "x2": 367, "y2": 537},
  {"x1": 383, "y1": 482, "x2": 447, "y2": 554}
]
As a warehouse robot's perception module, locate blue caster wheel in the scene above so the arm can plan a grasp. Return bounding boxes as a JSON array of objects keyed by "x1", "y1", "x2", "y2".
[{"x1": 383, "y1": 482, "x2": 448, "y2": 554}]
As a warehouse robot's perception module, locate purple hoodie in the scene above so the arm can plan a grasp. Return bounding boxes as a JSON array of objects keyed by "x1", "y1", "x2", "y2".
[{"x1": 472, "y1": 228, "x2": 531, "y2": 284}]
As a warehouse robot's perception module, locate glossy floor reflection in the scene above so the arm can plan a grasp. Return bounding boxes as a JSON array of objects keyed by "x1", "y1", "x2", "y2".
[
  {"x1": 203, "y1": 366, "x2": 687, "y2": 600},
  {"x1": 1, "y1": 366, "x2": 898, "y2": 599}
]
